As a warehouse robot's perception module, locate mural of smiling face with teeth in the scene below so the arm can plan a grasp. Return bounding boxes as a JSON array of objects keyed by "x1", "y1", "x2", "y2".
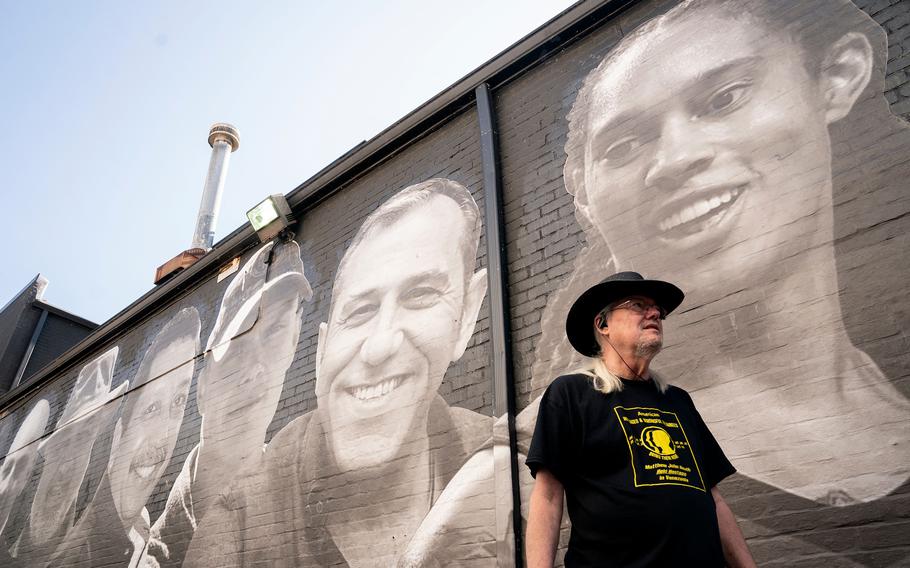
[
  {"x1": 316, "y1": 192, "x2": 487, "y2": 473},
  {"x1": 107, "y1": 309, "x2": 198, "y2": 527},
  {"x1": 544, "y1": 0, "x2": 910, "y2": 506},
  {"x1": 572, "y1": 7, "x2": 854, "y2": 300}
]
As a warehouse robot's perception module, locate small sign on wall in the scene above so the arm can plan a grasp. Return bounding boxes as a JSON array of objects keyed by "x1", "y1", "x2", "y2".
[{"x1": 217, "y1": 257, "x2": 240, "y2": 282}]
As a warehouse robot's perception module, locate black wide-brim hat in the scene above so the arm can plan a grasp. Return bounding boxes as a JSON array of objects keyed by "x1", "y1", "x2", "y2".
[{"x1": 566, "y1": 271, "x2": 684, "y2": 357}]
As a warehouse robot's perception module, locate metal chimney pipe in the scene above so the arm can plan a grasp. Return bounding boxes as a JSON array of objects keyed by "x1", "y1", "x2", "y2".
[{"x1": 190, "y1": 123, "x2": 240, "y2": 251}]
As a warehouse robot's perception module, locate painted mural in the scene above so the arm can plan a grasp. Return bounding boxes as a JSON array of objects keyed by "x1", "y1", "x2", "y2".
[
  {"x1": 522, "y1": 0, "x2": 910, "y2": 565},
  {"x1": 0, "y1": 179, "x2": 493, "y2": 567},
  {"x1": 382, "y1": 0, "x2": 910, "y2": 566},
  {"x1": 180, "y1": 178, "x2": 493, "y2": 567},
  {"x1": 0, "y1": 1, "x2": 906, "y2": 567}
]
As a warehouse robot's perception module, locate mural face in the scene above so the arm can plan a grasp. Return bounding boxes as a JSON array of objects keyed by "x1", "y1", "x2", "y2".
[
  {"x1": 317, "y1": 194, "x2": 487, "y2": 471},
  {"x1": 514, "y1": 0, "x2": 910, "y2": 565},
  {"x1": 198, "y1": 240, "x2": 310, "y2": 460},
  {"x1": 169, "y1": 178, "x2": 492, "y2": 568},
  {"x1": 0, "y1": 400, "x2": 48, "y2": 536},
  {"x1": 28, "y1": 346, "x2": 123, "y2": 545},
  {"x1": 559, "y1": 0, "x2": 909, "y2": 507},
  {"x1": 578, "y1": 10, "x2": 842, "y2": 299},
  {"x1": 107, "y1": 338, "x2": 196, "y2": 525}
]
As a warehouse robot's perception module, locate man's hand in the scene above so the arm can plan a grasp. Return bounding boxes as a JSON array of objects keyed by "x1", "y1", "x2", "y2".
[
  {"x1": 397, "y1": 448, "x2": 499, "y2": 567},
  {"x1": 712, "y1": 487, "x2": 757, "y2": 568},
  {"x1": 526, "y1": 469, "x2": 564, "y2": 568}
]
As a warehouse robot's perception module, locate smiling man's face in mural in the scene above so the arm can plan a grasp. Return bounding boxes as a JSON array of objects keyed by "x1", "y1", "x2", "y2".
[
  {"x1": 316, "y1": 194, "x2": 486, "y2": 472},
  {"x1": 573, "y1": 6, "x2": 872, "y2": 299},
  {"x1": 107, "y1": 324, "x2": 196, "y2": 526}
]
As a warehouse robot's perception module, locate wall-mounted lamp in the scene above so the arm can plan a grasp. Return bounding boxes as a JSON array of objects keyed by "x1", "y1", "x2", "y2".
[{"x1": 247, "y1": 194, "x2": 294, "y2": 242}]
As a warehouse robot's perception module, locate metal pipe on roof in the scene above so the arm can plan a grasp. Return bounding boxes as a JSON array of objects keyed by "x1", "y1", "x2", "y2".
[{"x1": 191, "y1": 123, "x2": 240, "y2": 251}]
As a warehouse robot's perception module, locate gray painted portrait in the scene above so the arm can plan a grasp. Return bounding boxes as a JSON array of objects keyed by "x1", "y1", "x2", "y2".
[
  {"x1": 525, "y1": 0, "x2": 910, "y2": 564},
  {"x1": 140, "y1": 239, "x2": 312, "y2": 568},
  {"x1": 49, "y1": 307, "x2": 199, "y2": 568},
  {"x1": 183, "y1": 178, "x2": 492, "y2": 567},
  {"x1": 0, "y1": 400, "x2": 48, "y2": 538},
  {"x1": 26, "y1": 346, "x2": 124, "y2": 549},
  {"x1": 408, "y1": 1, "x2": 910, "y2": 566},
  {"x1": 0, "y1": 308, "x2": 199, "y2": 568}
]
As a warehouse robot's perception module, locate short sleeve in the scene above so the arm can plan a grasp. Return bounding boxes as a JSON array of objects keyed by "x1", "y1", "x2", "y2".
[
  {"x1": 525, "y1": 377, "x2": 580, "y2": 484},
  {"x1": 682, "y1": 391, "x2": 735, "y2": 488}
]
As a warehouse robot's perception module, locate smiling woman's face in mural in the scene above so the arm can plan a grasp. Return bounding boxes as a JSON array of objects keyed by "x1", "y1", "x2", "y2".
[
  {"x1": 108, "y1": 340, "x2": 194, "y2": 525},
  {"x1": 318, "y1": 197, "x2": 480, "y2": 472},
  {"x1": 577, "y1": 9, "x2": 868, "y2": 298}
]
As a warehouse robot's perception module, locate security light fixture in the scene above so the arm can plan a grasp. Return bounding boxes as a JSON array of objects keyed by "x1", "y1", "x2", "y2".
[{"x1": 247, "y1": 194, "x2": 294, "y2": 242}]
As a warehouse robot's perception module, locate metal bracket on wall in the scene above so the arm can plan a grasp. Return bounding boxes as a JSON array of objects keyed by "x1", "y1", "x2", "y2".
[{"x1": 12, "y1": 308, "x2": 48, "y2": 390}]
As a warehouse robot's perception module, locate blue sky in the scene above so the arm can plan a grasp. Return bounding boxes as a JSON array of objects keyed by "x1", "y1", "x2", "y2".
[{"x1": 0, "y1": 0, "x2": 576, "y2": 324}]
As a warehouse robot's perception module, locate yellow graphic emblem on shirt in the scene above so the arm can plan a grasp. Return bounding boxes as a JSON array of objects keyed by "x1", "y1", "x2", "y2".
[
  {"x1": 641, "y1": 426, "x2": 676, "y2": 457},
  {"x1": 614, "y1": 406, "x2": 707, "y2": 491}
]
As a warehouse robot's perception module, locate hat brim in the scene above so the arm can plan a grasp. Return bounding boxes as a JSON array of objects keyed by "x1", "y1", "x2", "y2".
[{"x1": 566, "y1": 279, "x2": 684, "y2": 357}]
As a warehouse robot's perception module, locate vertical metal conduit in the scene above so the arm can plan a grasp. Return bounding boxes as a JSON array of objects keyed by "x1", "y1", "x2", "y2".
[{"x1": 475, "y1": 82, "x2": 524, "y2": 568}]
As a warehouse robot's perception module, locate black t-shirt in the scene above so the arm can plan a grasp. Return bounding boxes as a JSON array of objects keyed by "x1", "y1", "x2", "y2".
[{"x1": 526, "y1": 374, "x2": 735, "y2": 567}]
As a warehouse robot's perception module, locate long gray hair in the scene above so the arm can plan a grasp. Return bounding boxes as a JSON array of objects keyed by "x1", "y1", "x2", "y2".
[{"x1": 574, "y1": 356, "x2": 668, "y2": 395}]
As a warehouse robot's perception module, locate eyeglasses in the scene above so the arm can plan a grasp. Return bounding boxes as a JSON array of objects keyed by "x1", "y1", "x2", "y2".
[{"x1": 606, "y1": 298, "x2": 667, "y2": 320}]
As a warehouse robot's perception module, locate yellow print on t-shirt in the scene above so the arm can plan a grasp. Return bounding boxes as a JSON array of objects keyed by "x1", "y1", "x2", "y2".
[{"x1": 614, "y1": 406, "x2": 707, "y2": 492}]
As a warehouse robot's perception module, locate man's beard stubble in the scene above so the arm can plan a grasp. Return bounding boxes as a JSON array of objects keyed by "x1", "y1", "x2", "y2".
[{"x1": 634, "y1": 336, "x2": 662, "y2": 359}]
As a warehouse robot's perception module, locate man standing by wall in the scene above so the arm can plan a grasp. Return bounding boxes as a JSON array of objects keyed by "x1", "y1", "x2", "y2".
[{"x1": 525, "y1": 272, "x2": 754, "y2": 567}]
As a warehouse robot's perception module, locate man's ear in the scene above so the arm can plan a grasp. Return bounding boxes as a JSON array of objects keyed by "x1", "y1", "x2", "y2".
[
  {"x1": 821, "y1": 32, "x2": 873, "y2": 124},
  {"x1": 452, "y1": 269, "x2": 488, "y2": 362},
  {"x1": 314, "y1": 321, "x2": 328, "y2": 397},
  {"x1": 595, "y1": 316, "x2": 610, "y2": 340}
]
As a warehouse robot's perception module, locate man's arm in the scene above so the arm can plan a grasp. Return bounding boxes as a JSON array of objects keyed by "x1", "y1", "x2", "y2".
[
  {"x1": 711, "y1": 487, "x2": 757, "y2": 568},
  {"x1": 526, "y1": 469, "x2": 564, "y2": 568}
]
